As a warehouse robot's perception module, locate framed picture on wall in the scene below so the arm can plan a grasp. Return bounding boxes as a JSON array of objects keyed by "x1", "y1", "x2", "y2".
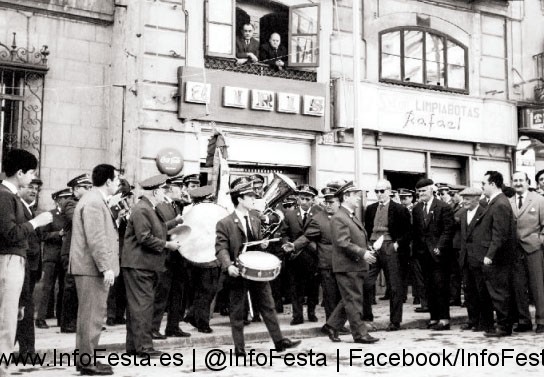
[
  {"x1": 185, "y1": 82, "x2": 211, "y2": 104},
  {"x1": 251, "y1": 89, "x2": 275, "y2": 111},
  {"x1": 303, "y1": 95, "x2": 325, "y2": 116},
  {"x1": 223, "y1": 86, "x2": 248, "y2": 108},
  {"x1": 277, "y1": 93, "x2": 300, "y2": 114}
]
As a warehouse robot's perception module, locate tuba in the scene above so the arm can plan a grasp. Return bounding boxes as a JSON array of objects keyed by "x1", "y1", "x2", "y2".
[{"x1": 259, "y1": 173, "x2": 297, "y2": 238}]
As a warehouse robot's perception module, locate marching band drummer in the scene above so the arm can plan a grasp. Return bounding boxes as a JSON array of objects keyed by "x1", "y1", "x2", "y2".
[{"x1": 215, "y1": 177, "x2": 301, "y2": 356}]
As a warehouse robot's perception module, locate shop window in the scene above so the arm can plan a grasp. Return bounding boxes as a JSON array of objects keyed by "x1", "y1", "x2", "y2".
[
  {"x1": 205, "y1": 0, "x2": 320, "y2": 68},
  {"x1": 380, "y1": 27, "x2": 468, "y2": 93}
]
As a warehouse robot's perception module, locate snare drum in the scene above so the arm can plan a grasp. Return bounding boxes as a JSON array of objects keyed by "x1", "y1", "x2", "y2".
[{"x1": 237, "y1": 251, "x2": 281, "y2": 282}]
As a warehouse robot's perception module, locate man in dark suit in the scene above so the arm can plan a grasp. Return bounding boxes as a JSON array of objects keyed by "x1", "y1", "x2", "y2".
[
  {"x1": 236, "y1": 23, "x2": 260, "y2": 64},
  {"x1": 60, "y1": 173, "x2": 92, "y2": 333},
  {"x1": 0, "y1": 149, "x2": 52, "y2": 375},
  {"x1": 479, "y1": 171, "x2": 517, "y2": 337},
  {"x1": 36, "y1": 189, "x2": 71, "y2": 329},
  {"x1": 412, "y1": 178, "x2": 455, "y2": 330},
  {"x1": 363, "y1": 179, "x2": 411, "y2": 331},
  {"x1": 322, "y1": 181, "x2": 378, "y2": 344},
  {"x1": 215, "y1": 177, "x2": 300, "y2": 355},
  {"x1": 70, "y1": 165, "x2": 121, "y2": 375},
  {"x1": 122, "y1": 174, "x2": 183, "y2": 357},
  {"x1": 152, "y1": 177, "x2": 189, "y2": 339},
  {"x1": 260, "y1": 33, "x2": 288, "y2": 70},
  {"x1": 15, "y1": 178, "x2": 44, "y2": 359},
  {"x1": 281, "y1": 184, "x2": 320, "y2": 325},
  {"x1": 458, "y1": 187, "x2": 494, "y2": 332}
]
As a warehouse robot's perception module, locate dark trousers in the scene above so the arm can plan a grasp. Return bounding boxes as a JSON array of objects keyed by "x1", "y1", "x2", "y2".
[
  {"x1": 419, "y1": 252, "x2": 450, "y2": 320},
  {"x1": 411, "y1": 254, "x2": 428, "y2": 308},
  {"x1": 124, "y1": 268, "x2": 159, "y2": 353},
  {"x1": 187, "y1": 266, "x2": 219, "y2": 329},
  {"x1": 363, "y1": 242, "x2": 404, "y2": 324},
  {"x1": 37, "y1": 260, "x2": 64, "y2": 322},
  {"x1": 525, "y1": 249, "x2": 544, "y2": 325},
  {"x1": 165, "y1": 256, "x2": 186, "y2": 331},
  {"x1": 152, "y1": 270, "x2": 171, "y2": 332},
  {"x1": 15, "y1": 267, "x2": 38, "y2": 354},
  {"x1": 449, "y1": 249, "x2": 462, "y2": 303},
  {"x1": 287, "y1": 250, "x2": 319, "y2": 321},
  {"x1": 510, "y1": 247, "x2": 532, "y2": 326},
  {"x1": 463, "y1": 263, "x2": 494, "y2": 329},
  {"x1": 319, "y1": 268, "x2": 340, "y2": 320},
  {"x1": 227, "y1": 276, "x2": 283, "y2": 351},
  {"x1": 483, "y1": 263, "x2": 512, "y2": 331},
  {"x1": 60, "y1": 256, "x2": 78, "y2": 330},
  {"x1": 327, "y1": 271, "x2": 368, "y2": 340},
  {"x1": 107, "y1": 269, "x2": 127, "y2": 321}
]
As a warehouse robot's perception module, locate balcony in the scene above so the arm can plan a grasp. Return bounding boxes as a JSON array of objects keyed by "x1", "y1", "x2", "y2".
[{"x1": 204, "y1": 56, "x2": 317, "y2": 82}]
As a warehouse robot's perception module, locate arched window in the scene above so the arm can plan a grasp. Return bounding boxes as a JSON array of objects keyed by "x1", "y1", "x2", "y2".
[{"x1": 380, "y1": 27, "x2": 468, "y2": 93}]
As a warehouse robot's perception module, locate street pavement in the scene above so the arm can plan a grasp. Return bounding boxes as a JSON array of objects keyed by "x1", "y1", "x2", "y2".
[{"x1": 8, "y1": 299, "x2": 544, "y2": 376}]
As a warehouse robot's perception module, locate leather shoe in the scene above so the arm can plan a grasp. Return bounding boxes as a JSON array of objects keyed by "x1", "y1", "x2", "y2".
[
  {"x1": 426, "y1": 322, "x2": 439, "y2": 329},
  {"x1": 151, "y1": 330, "x2": 166, "y2": 340},
  {"x1": 243, "y1": 319, "x2": 251, "y2": 325},
  {"x1": 198, "y1": 326, "x2": 213, "y2": 334},
  {"x1": 321, "y1": 325, "x2": 341, "y2": 342},
  {"x1": 354, "y1": 334, "x2": 379, "y2": 344},
  {"x1": 484, "y1": 329, "x2": 511, "y2": 337},
  {"x1": 165, "y1": 328, "x2": 191, "y2": 337},
  {"x1": 106, "y1": 318, "x2": 115, "y2": 326},
  {"x1": 379, "y1": 295, "x2": 390, "y2": 300},
  {"x1": 308, "y1": 314, "x2": 318, "y2": 322},
  {"x1": 290, "y1": 318, "x2": 303, "y2": 325},
  {"x1": 415, "y1": 307, "x2": 429, "y2": 313},
  {"x1": 137, "y1": 348, "x2": 163, "y2": 358},
  {"x1": 61, "y1": 326, "x2": 76, "y2": 333},
  {"x1": 432, "y1": 323, "x2": 450, "y2": 331},
  {"x1": 338, "y1": 326, "x2": 350, "y2": 335},
  {"x1": 535, "y1": 324, "x2": 544, "y2": 333},
  {"x1": 460, "y1": 323, "x2": 474, "y2": 330},
  {"x1": 275, "y1": 338, "x2": 301, "y2": 352},
  {"x1": 513, "y1": 323, "x2": 532, "y2": 332},
  {"x1": 114, "y1": 318, "x2": 126, "y2": 325},
  {"x1": 386, "y1": 323, "x2": 401, "y2": 331},
  {"x1": 252, "y1": 316, "x2": 262, "y2": 323},
  {"x1": 35, "y1": 319, "x2": 49, "y2": 329},
  {"x1": 79, "y1": 366, "x2": 113, "y2": 375}
]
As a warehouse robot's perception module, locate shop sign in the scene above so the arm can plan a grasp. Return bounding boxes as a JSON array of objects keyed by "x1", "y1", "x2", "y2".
[{"x1": 156, "y1": 148, "x2": 184, "y2": 176}]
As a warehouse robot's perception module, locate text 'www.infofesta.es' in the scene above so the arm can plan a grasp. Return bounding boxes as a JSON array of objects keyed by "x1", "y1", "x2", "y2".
[{"x1": 3, "y1": 348, "x2": 544, "y2": 371}]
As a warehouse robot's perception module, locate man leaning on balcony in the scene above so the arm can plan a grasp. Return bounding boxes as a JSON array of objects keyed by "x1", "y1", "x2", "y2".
[{"x1": 236, "y1": 23, "x2": 259, "y2": 65}]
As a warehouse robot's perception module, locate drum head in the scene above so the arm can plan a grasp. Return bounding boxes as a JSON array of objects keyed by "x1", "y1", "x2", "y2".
[{"x1": 239, "y1": 250, "x2": 280, "y2": 267}]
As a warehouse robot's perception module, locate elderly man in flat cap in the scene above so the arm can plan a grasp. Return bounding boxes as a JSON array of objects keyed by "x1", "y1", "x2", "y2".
[
  {"x1": 122, "y1": 174, "x2": 184, "y2": 358},
  {"x1": 412, "y1": 178, "x2": 455, "y2": 331}
]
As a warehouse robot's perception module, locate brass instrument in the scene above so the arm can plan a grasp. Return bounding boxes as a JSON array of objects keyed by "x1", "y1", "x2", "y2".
[
  {"x1": 260, "y1": 173, "x2": 297, "y2": 239},
  {"x1": 108, "y1": 193, "x2": 133, "y2": 224}
]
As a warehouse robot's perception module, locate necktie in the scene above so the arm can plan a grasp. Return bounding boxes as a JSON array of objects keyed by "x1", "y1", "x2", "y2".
[
  {"x1": 246, "y1": 40, "x2": 249, "y2": 45},
  {"x1": 302, "y1": 211, "x2": 308, "y2": 226},
  {"x1": 423, "y1": 202, "x2": 427, "y2": 215},
  {"x1": 518, "y1": 195, "x2": 523, "y2": 209},
  {"x1": 244, "y1": 215, "x2": 254, "y2": 242}
]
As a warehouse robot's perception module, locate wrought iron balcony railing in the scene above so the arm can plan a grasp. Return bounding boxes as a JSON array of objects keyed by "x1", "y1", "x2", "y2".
[
  {"x1": 204, "y1": 56, "x2": 317, "y2": 82},
  {"x1": 0, "y1": 33, "x2": 49, "y2": 71}
]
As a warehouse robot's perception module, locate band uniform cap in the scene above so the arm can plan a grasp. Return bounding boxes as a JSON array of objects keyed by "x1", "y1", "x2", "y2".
[
  {"x1": 334, "y1": 181, "x2": 362, "y2": 197},
  {"x1": 459, "y1": 187, "x2": 482, "y2": 197},
  {"x1": 415, "y1": 178, "x2": 434, "y2": 189},
  {"x1": 67, "y1": 174, "x2": 91, "y2": 188},
  {"x1": 189, "y1": 185, "x2": 215, "y2": 199},
  {"x1": 296, "y1": 184, "x2": 318, "y2": 197},
  {"x1": 283, "y1": 194, "x2": 297, "y2": 205},
  {"x1": 321, "y1": 186, "x2": 338, "y2": 198},
  {"x1": 166, "y1": 174, "x2": 185, "y2": 186},
  {"x1": 30, "y1": 178, "x2": 43, "y2": 186},
  {"x1": 249, "y1": 174, "x2": 265, "y2": 184},
  {"x1": 139, "y1": 174, "x2": 169, "y2": 190},
  {"x1": 398, "y1": 188, "x2": 415, "y2": 197},
  {"x1": 52, "y1": 188, "x2": 72, "y2": 201},
  {"x1": 183, "y1": 174, "x2": 200, "y2": 185},
  {"x1": 229, "y1": 176, "x2": 255, "y2": 195},
  {"x1": 449, "y1": 184, "x2": 466, "y2": 193},
  {"x1": 389, "y1": 189, "x2": 398, "y2": 197},
  {"x1": 435, "y1": 182, "x2": 451, "y2": 191}
]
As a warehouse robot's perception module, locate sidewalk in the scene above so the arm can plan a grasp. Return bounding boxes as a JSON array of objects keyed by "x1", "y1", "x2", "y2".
[{"x1": 33, "y1": 299, "x2": 468, "y2": 356}]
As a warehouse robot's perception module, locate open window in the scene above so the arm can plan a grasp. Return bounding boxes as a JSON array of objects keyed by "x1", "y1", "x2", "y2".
[{"x1": 205, "y1": 0, "x2": 320, "y2": 69}]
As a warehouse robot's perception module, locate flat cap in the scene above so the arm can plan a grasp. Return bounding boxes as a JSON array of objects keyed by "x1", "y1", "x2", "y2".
[
  {"x1": 296, "y1": 184, "x2": 318, "y2": 197},
  {"x1": 415, "y1": 178, "x2": 434, "y2": 189},
  {"x1": 398, "y1": 188, "x2": 415, "y2": 197},
  {"x1": 459, "y1": 187, "x2": 482, "y2": 197},
  {"x1": 321, "y1": 186, "x2": 338, "y2": 198},
  {"x1": 229, "y1": 176, "x2": 255, "y2": 195},
  {"x1": 183, "y1": 174, "x2": 200, "y2": 185},
  {"x1": 67, "y1": 174, "x2": 91, "y2": 188},
  {"x1": 139, "y1": 174, "x2": 169, "y2": 190},
  {"x1": 166, "y1": 174, "x2": 185, "y2": 186},
  {"x1": 326, "y1": 179, "x2": 347, "y2": 190},
  {"x1": 334, "y1": 181, "x2": 362, "y2": 197},
  {"x1": 52, "y1": 188, "x2": 72, "y2": 201}
]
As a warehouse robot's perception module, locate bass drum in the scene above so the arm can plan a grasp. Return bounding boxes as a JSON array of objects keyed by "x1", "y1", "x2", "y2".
[{"x1": 176, "y1": 202, "x2": 229, "y2": 265}]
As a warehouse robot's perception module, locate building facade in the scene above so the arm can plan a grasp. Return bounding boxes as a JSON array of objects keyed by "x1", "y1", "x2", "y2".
[{"x1": 1, "y1": 0, "x2": 544, "y2": 208}]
